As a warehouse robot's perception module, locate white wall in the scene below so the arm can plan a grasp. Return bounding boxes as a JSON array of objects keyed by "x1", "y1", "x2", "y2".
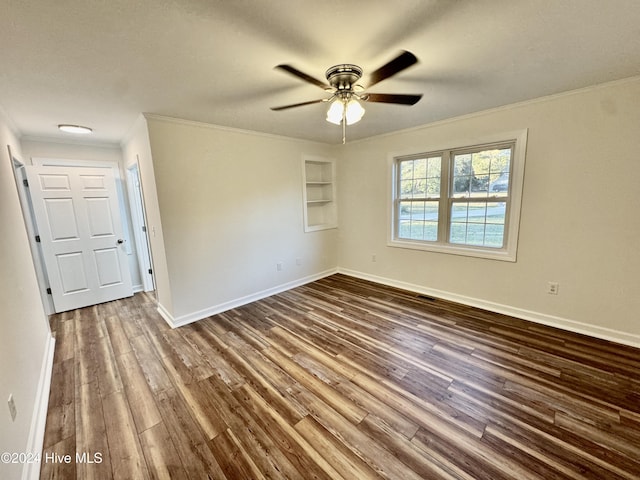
[
  {"x1": 337, "y1": 78, "x2": 640, "y2": 346},
  {"x1": 122, "y1": 115, "x2": 173, "y2": 314},
  {"x1": 0, "y1": 115, "x2": 53, "y2": 480},
  {"x1": 20, "y1": 139, "x2": 143, "y2": 291},
  {"x1": 145, "y1": 116, "x2": 338, "y2": 323}
]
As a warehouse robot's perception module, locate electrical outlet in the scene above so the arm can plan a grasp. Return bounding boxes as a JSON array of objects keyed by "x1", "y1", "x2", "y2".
[
  {"x1": 546, "y1": 282, "x2": 559, "y2": 295},
  {"x1": 8, "y1": 394, "x2": 17, "y2": 422},
  {"x1": 276, "y1": 262, "x2": 283, "y2": 271},
  {"x1": 296, "y1": 258, "x2": 302, "y2": 266},
  {"x1": 371, "y1": 254, "x2": 377, "y2": 263}
]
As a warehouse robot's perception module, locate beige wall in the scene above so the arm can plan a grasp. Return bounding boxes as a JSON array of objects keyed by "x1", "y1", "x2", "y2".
[
  {"x1": 0, "y1": 115, "x2": 52, "y2": 479},
  {"x1": 145, "y1": 116, "x2": 338, "y2": 322},
  {"x1": 337, "y1": 78, "x2": 640, "y2": 345},
  {"x1": 122, "y1": 115, "x2": 173, "y2": 313}
]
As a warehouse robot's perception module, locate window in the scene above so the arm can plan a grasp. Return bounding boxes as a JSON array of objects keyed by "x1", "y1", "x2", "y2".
[{"x1": 390, "y1": 130, "x2": 527, "y2": 261}]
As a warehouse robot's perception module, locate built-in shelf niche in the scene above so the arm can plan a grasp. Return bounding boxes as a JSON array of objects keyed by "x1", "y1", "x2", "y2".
[{"x1": 302, "y1": 156, "x2": 337, "y2": 232}]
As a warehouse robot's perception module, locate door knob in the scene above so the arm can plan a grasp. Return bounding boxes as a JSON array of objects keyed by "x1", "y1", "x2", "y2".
[{"x1": 117, "y1": 239, "x2": 124, "y2": 245}]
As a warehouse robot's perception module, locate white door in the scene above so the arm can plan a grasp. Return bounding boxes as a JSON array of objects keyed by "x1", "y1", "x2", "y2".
[{"x1": 26, "y1": 165, "x2": 133, "y2": 312}]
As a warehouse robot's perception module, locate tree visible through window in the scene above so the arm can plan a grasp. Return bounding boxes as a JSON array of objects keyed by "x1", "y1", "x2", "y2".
[
  {"x1": 391, "y1": 132, "x2": 526, "y2": 261},
  {"x1": 449, "y1": 147, "x2": 511, "y2": 247},
  {"x1": 398, "y1": 156, "x2": 441, "y2": 242}
]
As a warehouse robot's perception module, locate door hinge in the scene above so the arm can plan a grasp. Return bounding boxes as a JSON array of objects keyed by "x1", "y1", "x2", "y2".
[
  {"x1": 35, "y1": 235, "x2": 41, "y2": 243},
  {"x1": 46, "y1": 288, "x2": 52, "y2": 295},
  {"x1": 23, "y1": 179, "x2": 29, "y2": 187},
  {"x1": 148, "y1": 268, "x2": 153, "y2": 275},
  {"x1": 142, "y1": 225, "x2": 147, "y2": 232}
]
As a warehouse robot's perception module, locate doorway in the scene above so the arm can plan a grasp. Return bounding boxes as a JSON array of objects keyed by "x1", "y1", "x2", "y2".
[
  {"x1": 126, "y1": 161, "x2": 155, "y2": 292},
  {"x1": 12, "y1": 155, "x2": 142, "y2": 313},
  {"x1": 25, "y1": 164, "x2": 134, "y2": 312}
]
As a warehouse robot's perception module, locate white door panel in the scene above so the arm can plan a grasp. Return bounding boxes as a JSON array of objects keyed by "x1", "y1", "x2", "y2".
[
  {"x1": 26, "y1": 165, "x2": 133, "y2": 312},
  {"x1": 45, "y1": 198, "x2": 79, "y2": 240},
  {"x1": 86, "y1": 197, "x2": 115, "y2": 236},
  {"x1": 94, "y1": 248, "x2": 124, "y2": 286},
  {"x1": 57, "y1": 252, "x2": 89, "y2": 293}
]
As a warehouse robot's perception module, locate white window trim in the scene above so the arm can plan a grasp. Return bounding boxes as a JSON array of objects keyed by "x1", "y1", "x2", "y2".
[{"x1": 387, "y1": 129, "x2": 528, "y2": 262}]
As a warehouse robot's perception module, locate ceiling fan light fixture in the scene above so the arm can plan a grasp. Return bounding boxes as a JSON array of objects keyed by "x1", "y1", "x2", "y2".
[
  {"x1": 345, "y1": 99, "x2": 365, "y2": 125},
  {"x1": 58, "y1": 124, "x2": 93, "y2": 134},
  {"x1": 326, "y1": 99, "x2": 344, "y2": 125},
  {"x1": 325, "y1": 98, "x2": 365, "y2": 126}
]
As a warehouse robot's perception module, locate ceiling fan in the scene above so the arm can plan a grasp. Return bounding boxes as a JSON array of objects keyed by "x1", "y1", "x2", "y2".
[{"x1": 271, "y1": 50, "x2": 422, "y2": 143}]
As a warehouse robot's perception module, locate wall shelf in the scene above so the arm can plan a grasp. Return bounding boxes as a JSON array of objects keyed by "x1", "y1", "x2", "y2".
[{"x1": 302, "y1": 157, "x2": 337, "y2": 232}]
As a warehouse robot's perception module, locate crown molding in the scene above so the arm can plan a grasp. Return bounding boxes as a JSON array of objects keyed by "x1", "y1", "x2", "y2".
[
  {"x1": 20, "y1": 135, "x2": 121, "y2": 149},
  {"x1": 347, "y1": 74, "x2": 640, "y2": 146},
  {"x1": 143, "y1": 113, "x2": 329, "y2": 146}
]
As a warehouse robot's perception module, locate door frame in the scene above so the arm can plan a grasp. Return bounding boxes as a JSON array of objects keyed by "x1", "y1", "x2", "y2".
[
  {"x1": 8, "y1": 148, "x2": 55, "y2": 314},
  {"x1": 126, "y1": 161, "x2": 155, "y2": 292}
]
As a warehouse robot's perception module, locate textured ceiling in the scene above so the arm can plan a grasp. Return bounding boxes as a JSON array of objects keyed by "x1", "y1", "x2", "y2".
[{"x1": 2, "y1": 0, "x2": 640, "y2": 145}]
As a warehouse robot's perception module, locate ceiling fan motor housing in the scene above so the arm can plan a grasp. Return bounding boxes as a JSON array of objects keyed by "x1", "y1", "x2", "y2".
[{"x1": 325, "y1": 64, "x2": 363, "y2": 91}]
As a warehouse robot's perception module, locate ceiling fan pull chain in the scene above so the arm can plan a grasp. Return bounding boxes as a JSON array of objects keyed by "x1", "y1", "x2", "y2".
[{"x1": 342, "y1": 106, "x2": 347, "y2": 144}]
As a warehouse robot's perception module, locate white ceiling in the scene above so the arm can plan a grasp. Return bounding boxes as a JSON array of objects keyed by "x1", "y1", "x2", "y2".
[{"x1": 2, "y1": 0, "x2": 640, "y2": 145}]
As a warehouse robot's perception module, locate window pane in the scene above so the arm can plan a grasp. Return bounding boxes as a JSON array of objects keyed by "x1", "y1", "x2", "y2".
[
  {"x1": 472, "y1": 155, "x2": 490, "y2": 175},
  {"x1": 466, "y1": 223, "x2": 486, "y2": 246},
  {"x1": 454, "y1": 154, "x2": 472, "y2": 175},
  {"x1": 488, "y1": 148, "x2": 512, "y2": 196},
  {"x1": 485, "y1": 223, "x2": 505, "y2": 247},
  {"x1": 450, "y1": 203, "x2": 468, "y2": 244},
  {"x1": 449, "y1": 201, "x2": 506, "y2": 248},
  {"x1": 449, "y1": 223, "x2": 467, "y2": 244},
  {"x1": 398, "y1": 201, "x2": 438, "y2": 241},
  {"x1": 401, "y1": 161, "x2": 414, "y2": 179},
  {"x1": 454, "y1": 147, "x2": 512, "y2": 199},
  {"x1": 452, "y1": 154, "x2": 471, "y2": 197},
  {"x1": 412, "y1": 178, "x2": 426, "y2": 197},
  {"x1": 426, "y1": 156, "x2": 441, "y2": 196},
  {"x1": 428, "y1": 157, "x2": 441, "y2": 178},
  {"x1": 489, "y1": 169, "x2": 509, "y2": 196},
  {"x1": 398, "y1": 157, "x2": 441, "y2": 199},
  {"x1": 471, "y1": 174, "x2": 489, "y2": 196},
  {"x1": 452, "y1": 175, "x2": 471, "y2": 197},
  {"x1": 468, "y1": 202, "x2": 487, "y2": 223}
]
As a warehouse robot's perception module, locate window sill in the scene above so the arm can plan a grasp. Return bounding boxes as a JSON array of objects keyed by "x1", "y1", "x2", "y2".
[{"x1": 388, "y1": 238, "x2": 517, "y2": 262}]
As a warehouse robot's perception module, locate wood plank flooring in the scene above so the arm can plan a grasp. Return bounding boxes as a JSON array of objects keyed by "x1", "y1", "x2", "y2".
[{"x1": 40, "y1": 274, "x2": 640, "y2": 479}]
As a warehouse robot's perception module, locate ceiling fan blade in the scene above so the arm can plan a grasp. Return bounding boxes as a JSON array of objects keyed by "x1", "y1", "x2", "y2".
[
  {"x1": 275, "y1": 64, "x2": 328, "y2": 89},
  {"x1": 366, "y1": 50, "x2": 418, "y2": 88},
  {"x1": 270, "y1": 99, "x2": 326, "y2": 111},
  {"x1": 362, "y1": 93, "x2": 422, "y2": 105}
]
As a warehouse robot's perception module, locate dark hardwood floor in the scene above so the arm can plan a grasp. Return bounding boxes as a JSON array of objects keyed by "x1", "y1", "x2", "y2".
[{"x1": 40, "y1": 274, "x2": 640, "y2": 479}]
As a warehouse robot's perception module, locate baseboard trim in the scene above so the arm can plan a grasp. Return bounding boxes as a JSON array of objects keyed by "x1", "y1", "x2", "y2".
[
  {"x1": 158, "y1": 268, "x2": 339, "y2": 329},
  {"x1": 156, "y1": 302, "x2": 174, "y2": 327},
  {"x1": 22, "y1": 334, "x2": 56, "y2": 480},
  {"x1": 338, "y1": 268, "x2": 640, "y2": 349}
]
